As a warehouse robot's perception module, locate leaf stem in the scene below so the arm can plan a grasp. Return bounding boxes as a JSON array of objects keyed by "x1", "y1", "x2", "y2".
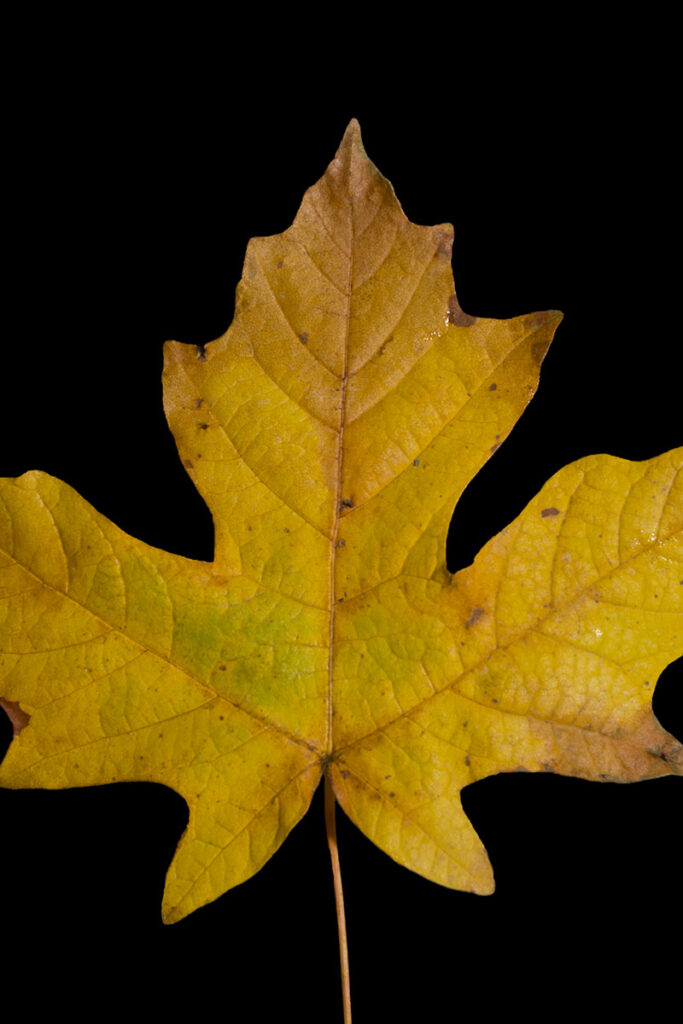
[{"x1": 325, "y1": 771, "x2": 352, "y2": 1024}]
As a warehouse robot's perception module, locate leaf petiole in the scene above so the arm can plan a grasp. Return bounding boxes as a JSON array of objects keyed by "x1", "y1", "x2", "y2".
[{"x1": 325, "y1": 771, "x2": 352, "y2": 1024}]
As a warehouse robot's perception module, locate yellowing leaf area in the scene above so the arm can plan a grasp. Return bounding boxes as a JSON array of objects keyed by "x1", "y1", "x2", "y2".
[{"x1": 1, "y1": 121, "x2": 681, "y2": 924}]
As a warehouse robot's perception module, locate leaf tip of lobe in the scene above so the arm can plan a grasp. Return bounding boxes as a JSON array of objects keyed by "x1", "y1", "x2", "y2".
[
  {"x1": 0, "y1": 698, "x2": 31, "y2": 738},
  {"x1": 337, "y1": 117, "x2": 368, "y2": 164},
  {"x1": 342, "y1": 117, "x2": 363, "y2": 145}
]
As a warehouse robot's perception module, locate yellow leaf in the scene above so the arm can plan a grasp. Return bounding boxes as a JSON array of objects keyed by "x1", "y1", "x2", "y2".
[{"x1": 1, "y1": 120, "x2": 681, "y2": 927}]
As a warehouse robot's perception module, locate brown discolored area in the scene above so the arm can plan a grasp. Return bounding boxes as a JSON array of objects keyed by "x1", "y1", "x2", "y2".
[
  {"x1": 433, "y1": 226, "x2": 454, "y2": 257},
  {"x1": 0, "y1": 698, "x2": 31, "y2": 737},
  {"x1": 447, "y1": 294, "x2": 477, "y2": 327},
  {"x1": 465, "y1": 607, "x2": 484, "y2": 629},
  {"x1": 541, "y1": 507, "x2": 561, "y2": 518},
  {"x1": 531, "y1": 338, "x2": 550, "y2": 364}
]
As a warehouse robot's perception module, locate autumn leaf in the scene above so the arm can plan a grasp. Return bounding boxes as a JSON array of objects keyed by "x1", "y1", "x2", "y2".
[{"x1": 1, "y1": 118, "x2": 681, "y2": 947}]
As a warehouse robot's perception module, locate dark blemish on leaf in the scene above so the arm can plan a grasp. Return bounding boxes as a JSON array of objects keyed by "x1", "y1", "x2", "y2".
[
  {"x1": 340, "y1": 769, "x2": 350, "y2": 779},
  {"x1": 0, "y1": 698, "x2": 31, "y2": 737},
  {"x1": 385, "y1": 775, "x2": 391, "y2": 780},
  {"x1": 448, "y1": 294, "x2": 477, "y2": 326},
  {"x1": 337, "y1": 539, "x2": 346, "y2": 547},
  {"x1": 465, "y1": 607, "x2": 484, "y2": 628},
  {"x1": 196, "y1": 343, "x2": 208, "y2": 361},
  {"x1": 339, "y1": 498, "x2": 354, "y2": 511},
  {"x1": 199, "y1": 423, "x2": 209, "y2": 431},
  {"x1": 541, "y1": 507, "x2": 560, "y2": 518},
  {"x1": 389, "y1": 791, "x2": 395, "y2": 798},
  {"x1": 433, "y1": 227, "x2": 453, "y2": 256},
  {"x1": 284, "y1": 527, "x2": 290, "y2": 533},
  {"x1": 413, "y1": 458, "x2": 420, "y2": 466},
  {"x1": 489, "y1": 383, "x2": 497, "y2": 391},
  {"x1": 463, "y1": 721, "x2": 469, "y2": 728},
  {"x1": 277, "y1": 260, "x2": 283, "y2": 269},
  {"x1": 184, "y1": 459, "x2": 194, "y2": 470},
  {"x1": 491, "y1": 698, "x2": 499, "y2": 704},
  {"x1": 219, "y1": 715, "x2": 224, "y2": 721},
  {"x1": 219, "y1": 664, "x2": 226, "y2": 671},
  {"x1": 338, "y1": 597, "x2": 344, "y2": 603},
  {"x1": 298, "y1": 332, "x2": 309, "y2": 344},
  {"x1": 532, "y1": 339, "x2": 549, "y2": 364},
  {"x1": 541, "y1": 761, "x2": 555, "y2": 772},
  {"x1": 194, "y1": 398, "x2": 204, "y2": 409},
  {"x1": 490, "y1": 442, "x2": 501, "y2": 453},
  {"x1": 465, "y1": 755, "x2": 470, "y2": 766},
  {"x1": 644, "y1": 680, "x2": 651, "y2": 687}
]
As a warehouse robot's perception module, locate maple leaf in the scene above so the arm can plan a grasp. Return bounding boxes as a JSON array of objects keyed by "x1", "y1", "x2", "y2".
[{"x1": 0, "y1": 119, "x2": 681, "y2": 940}]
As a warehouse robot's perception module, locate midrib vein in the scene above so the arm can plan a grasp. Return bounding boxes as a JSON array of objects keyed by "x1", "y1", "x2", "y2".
[{"x1": 326, "y1": 196, "x2": 354, "y2": 756}]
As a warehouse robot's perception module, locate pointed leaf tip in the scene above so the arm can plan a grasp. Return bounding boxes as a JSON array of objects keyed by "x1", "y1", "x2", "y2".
[
  {"x1": 337, "y1": 118, "x2": 367, "y2": 161},
  {"x1": 343, "y1": 117, "x2": 362, "y2": 143}
]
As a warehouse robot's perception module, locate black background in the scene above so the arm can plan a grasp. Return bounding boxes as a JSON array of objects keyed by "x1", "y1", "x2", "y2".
[{"x1": 1, "y1": 24, "x2": 680, "y2": 1023}]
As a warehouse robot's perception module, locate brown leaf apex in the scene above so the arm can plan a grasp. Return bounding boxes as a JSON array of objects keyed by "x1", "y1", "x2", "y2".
[
  {"x1": 0, "y1": 698, "x2": 31, "y2": 737},
  {"x1": 340, "y1": 117, "x2": 363, "y2": 150}
]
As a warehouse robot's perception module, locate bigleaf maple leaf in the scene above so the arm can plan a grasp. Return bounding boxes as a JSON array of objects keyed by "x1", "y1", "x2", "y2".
[{"x1": 0, "y1": 120, "x2": 681, "y2": 929}]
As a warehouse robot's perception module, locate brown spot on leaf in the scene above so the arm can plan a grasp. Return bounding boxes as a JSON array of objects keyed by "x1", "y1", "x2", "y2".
[
  {"x1": 541, "y1": 507, "x2": 560, "y2": 518},
  {"x1": 433, "y1": 226, "x2": 453, "y2": 256},
  {"x1": 413, "y1": 458, "x2": 420, "y2": 466},
  {"x1": 298, "y1": 332, "x2": 309, "y2": 344},
  {"x1": 489, "y1": 383, "x2": 497, "y2": 391},
  {"x1": 198, "y1": 423, "x2": 209, "y2": 430},
  {"x1": 336, "y1": 539, "x2": 346, "y2": 548},
  {"x1": 465, "y1": 607, "x2": 484, "y2": 629},
  {"x1": 277, "y1": 260, "x2": 283, "y2": 269},
  {"x1": 339, "y1": 769, "x2": 350, "y2": 779},
  {"x1": 448, "y1": 294, "x2": 477, "y2": 327},
  {"x1": 184, "y1": 459, "x2": 194, "y2": 470},
  {"x1": 338, "y1": 498, "x2": 354, "y2": 511},
  {"x1": 490, "y1": 442, "x2": 501, "y2": 453},
  {"x1": 0, "y1": 698, "x2": 30, "y2": 737},
  {"x1": 531, "y1": 339, "x2": 550, "y2": 365},
  {"x1": 196, "y1": 344, "x2": 208, "y2": 361},
  {"x1": 194, "y1": 398, "x2": 204, "y2": 409}
]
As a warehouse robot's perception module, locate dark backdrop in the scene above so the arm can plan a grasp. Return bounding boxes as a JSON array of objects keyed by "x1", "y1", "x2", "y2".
[{"x1": 1, "y1": 32, "x2": 680, "y2": 1024}]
